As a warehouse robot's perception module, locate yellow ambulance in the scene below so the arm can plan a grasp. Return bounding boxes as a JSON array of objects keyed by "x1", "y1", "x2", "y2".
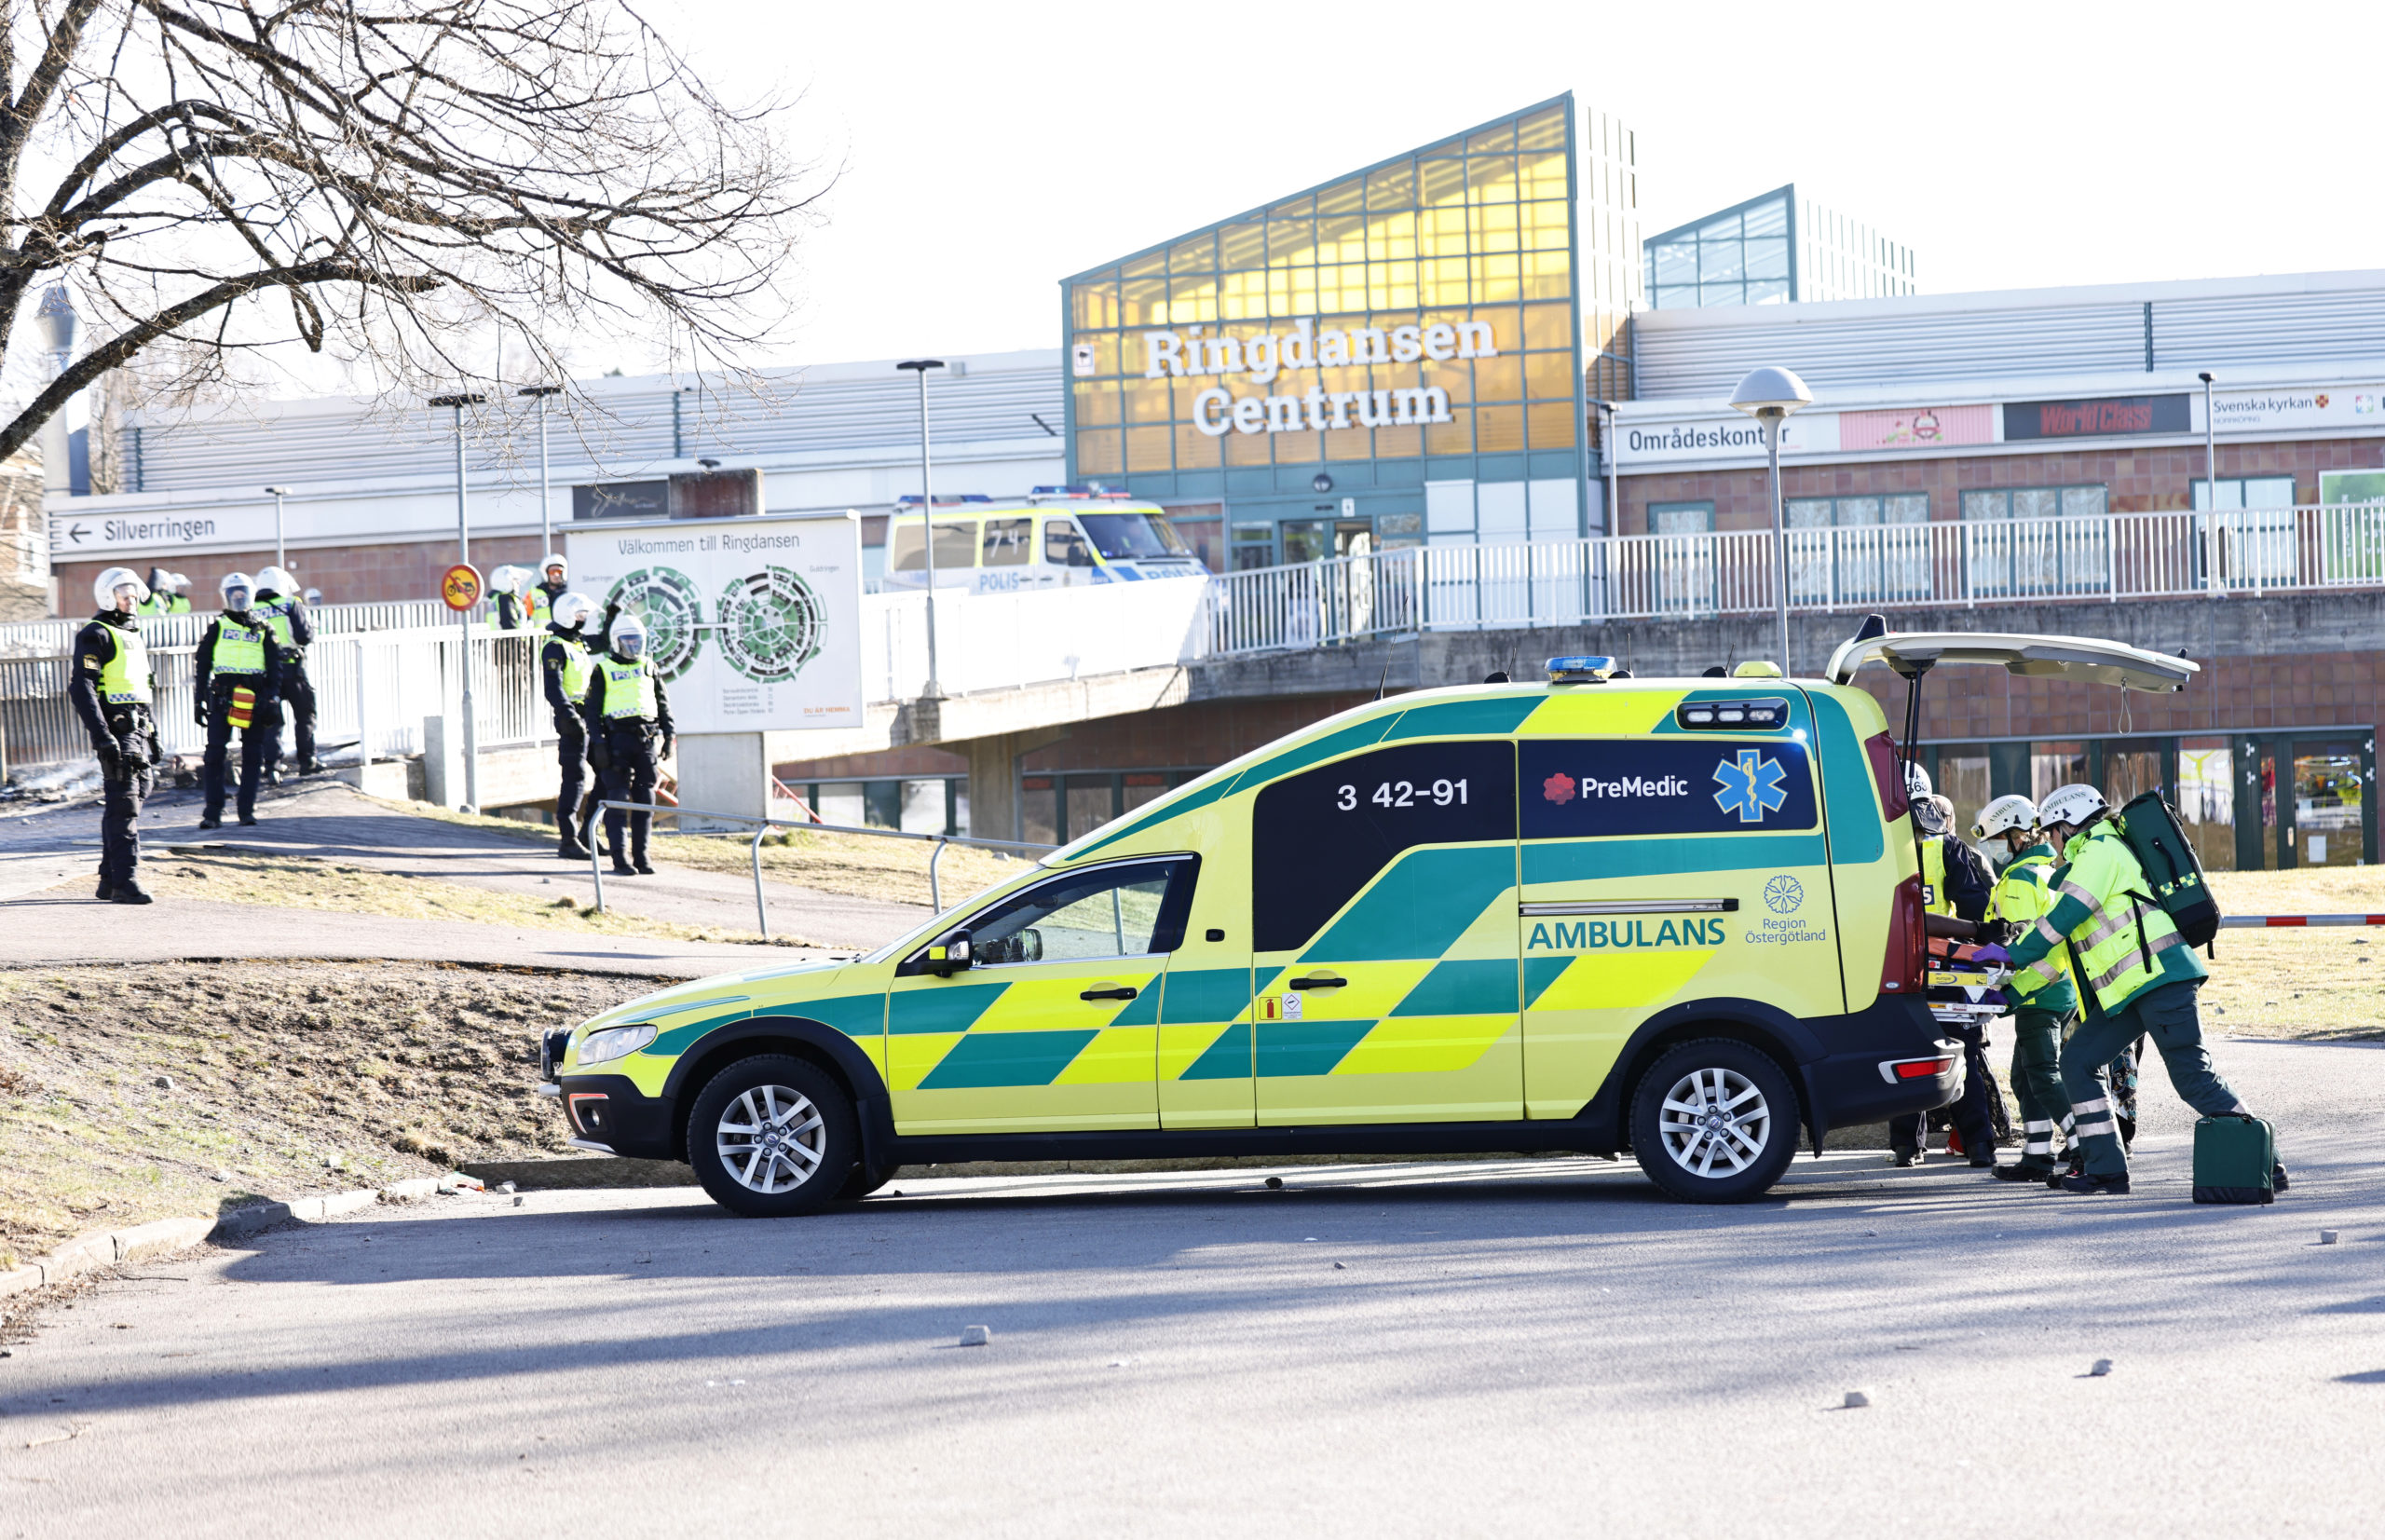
[{"x1": 560, "y1": 633, "x2": 2178, "y2": 1210}]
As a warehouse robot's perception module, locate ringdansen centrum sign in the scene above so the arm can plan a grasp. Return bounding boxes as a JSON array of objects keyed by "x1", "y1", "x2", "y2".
[{"x1": 1138, "y1": 318, "x2": 1496, "y2": 436}]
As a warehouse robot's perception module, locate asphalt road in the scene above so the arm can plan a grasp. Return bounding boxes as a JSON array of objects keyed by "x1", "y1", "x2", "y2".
[{"x1": 5, "y1": 1038, "x2": 2380, "y2": 1536}]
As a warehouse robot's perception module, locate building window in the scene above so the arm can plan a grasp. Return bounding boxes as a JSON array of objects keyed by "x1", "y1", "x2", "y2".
[
  {"x1": 1959, "y1": 485, "x2": 2107, "y2": 521},
  {"x1": 1648, "y1": 192, "x2": 1790, "y2": 310},
  {"x1": 1646, "y1": 500, "x2": 1712, "y2": 535},
  {"x1": 1784, "y1": 494, "x2": 1929, "y2": 604},
  {"x1": 1230, "y1": 522, "x2": 1276, "y2": 571},
  {"x1": 2192, "y1": 475, "x2": 2296, "y2": 510},
  {"x1": 1961, "y1": 485, "x2": 2108, "y2": 596}
]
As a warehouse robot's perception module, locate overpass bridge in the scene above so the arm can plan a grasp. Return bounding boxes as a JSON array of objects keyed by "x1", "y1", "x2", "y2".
[{"x1": 5, "y1": 504, "x2": 2377, "y2": 839}]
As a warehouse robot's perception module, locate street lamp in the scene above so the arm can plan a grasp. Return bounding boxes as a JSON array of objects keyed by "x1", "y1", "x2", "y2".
[
  {"x1": 896, "y1": 359, "x2": 947, "y2": 700},
  {"x1": 429, "y1": 392, "x2": 486, "y2": 812},
  {"x1": 518, "y1": 384, "x2": 562, "y2": 562},
  {"x1": 2198, "y1": 371, "x2": 2218, "y2": 596},
  {"x1": 35, "y1": 287, "x2": 75, "y2": 498},
  {"x1": 1729, "y1": 366, "x2": 1814, "y2": 675},
  {"x1": 264, "y1": 486, "x2": 292, "y2": 573}
]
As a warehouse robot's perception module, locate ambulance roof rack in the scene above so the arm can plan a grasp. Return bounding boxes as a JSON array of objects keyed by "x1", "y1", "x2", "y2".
[{"x1": 1546, "y1": 655, "x2": 1617, "y2": 684}]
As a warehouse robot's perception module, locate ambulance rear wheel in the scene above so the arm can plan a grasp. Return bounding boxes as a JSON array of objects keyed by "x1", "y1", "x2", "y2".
[
  {"x1": 1629, "y1": 1039, "x2": 1799, "y2": 1203},
  {"x1": 688, "y1": 1055, "x2": 857, "y2": 1217}
]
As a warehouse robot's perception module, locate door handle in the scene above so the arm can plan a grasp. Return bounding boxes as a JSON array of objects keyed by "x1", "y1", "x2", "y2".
[
  {"x1": 1080, "y1": 986, "x2": 1138, "y2": 1002},
  {"x1": 1288, "y1": 974, "x2": 1347, "y2": 990}
]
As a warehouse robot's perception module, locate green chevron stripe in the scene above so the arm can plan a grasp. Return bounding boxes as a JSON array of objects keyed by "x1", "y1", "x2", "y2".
[
  {"x1": 887, "y1": 982, "x2": 1010, "y2": 1035},
  {"x1": 917, "y1": 1029, "x2": 1099, "y2": 1089}
]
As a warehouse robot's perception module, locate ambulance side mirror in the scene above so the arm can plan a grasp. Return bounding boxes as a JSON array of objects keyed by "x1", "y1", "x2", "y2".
[{"x1": 928, "y1": 932, "x2": 973, "y2": 976}]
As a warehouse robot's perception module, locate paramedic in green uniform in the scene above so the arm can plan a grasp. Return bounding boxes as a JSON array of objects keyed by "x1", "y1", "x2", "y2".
[{"x1": 1973, "y1": 794, "x2": 2076, "y2": 1181}]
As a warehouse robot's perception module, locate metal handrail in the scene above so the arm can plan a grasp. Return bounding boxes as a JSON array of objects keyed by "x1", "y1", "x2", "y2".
[{"x1": 583, "y1": 799, "x2": 1056, "y2": 939}]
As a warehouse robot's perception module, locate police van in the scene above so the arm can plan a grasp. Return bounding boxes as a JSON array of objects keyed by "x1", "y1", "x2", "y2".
[
  {"x1": 879, "y1": 486, "x2": 1206, "y2": 593},
  {"x1": 544, "y1": 630, "x2": 2190, "y2": 1212}
]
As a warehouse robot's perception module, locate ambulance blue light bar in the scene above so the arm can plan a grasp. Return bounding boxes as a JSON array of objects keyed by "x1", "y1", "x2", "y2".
[{"x1": 1546, "y1": 655, "x2": 1617, "y2": 684}]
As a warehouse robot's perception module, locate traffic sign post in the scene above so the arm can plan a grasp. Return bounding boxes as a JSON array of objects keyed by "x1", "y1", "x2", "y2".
[{"x1": 442, "y1": 563, "x2": 483, "y2": 610}]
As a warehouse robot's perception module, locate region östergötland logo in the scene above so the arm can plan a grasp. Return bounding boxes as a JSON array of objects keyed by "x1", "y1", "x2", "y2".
[
  {"x1": 1542, "y1": 770, "x2": 1577, "y2": 804},
  {"x1": 1713, "y1": 749, "x2": 1789, "y2": 823},
  {"x1": 1764, "y1": 874, "x2": 1804, "y2": 914}
]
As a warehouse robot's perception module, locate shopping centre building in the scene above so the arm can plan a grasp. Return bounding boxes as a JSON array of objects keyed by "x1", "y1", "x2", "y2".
[{"x1": 32, "y1": 91, "x2": 2385, "y2": 872}]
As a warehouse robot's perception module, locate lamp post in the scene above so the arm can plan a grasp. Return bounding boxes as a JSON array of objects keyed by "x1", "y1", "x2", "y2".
[
  {"x1": 896, "y1": 359, "x2": 947, "y2": 700},
  {"x1": 518, "y1": 384, "x2": 561, "y2": 561},
  {"x1": 2198, "y1": 370, "x2": 2218, "y2": 596},
  {"x1": 34, "y1": 287, "x2": 75, "y2": 501},
  {"x1": 1729, "y1": 366, "x2": 1814, "y2": 675},
  {"x1": 430, "y1": 392, "x2": 485, "y2": 811},
  {"x1": 263, "y1": 486, "x2": 291, "y2": 572}
]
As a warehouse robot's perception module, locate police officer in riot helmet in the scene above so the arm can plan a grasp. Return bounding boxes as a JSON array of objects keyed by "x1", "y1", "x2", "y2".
[
  {"x1": 194, "y1": 572, "x2": 285, "y2": 828},
  {"x1": 136, "y1": 566, "x2": 189, "y2": 616},
  {"x1": 543, "y1": 592, "x2": 600, "y2": 860},
  {"x1": 69, "y1": 568, "x2": 163, "y2": 902},
  {"x1": 580, "y1": 610, "x2": 673, "y2": 877},
  {"x1": 537, "y1": 553, "x2": 569, "y2": 612},
  {"x1": 1888, "y1": 761, "x2": 2000, "y2": 1167},
  {"x1": 252, "y1": 565, "x2": 321, "y2": 775}
]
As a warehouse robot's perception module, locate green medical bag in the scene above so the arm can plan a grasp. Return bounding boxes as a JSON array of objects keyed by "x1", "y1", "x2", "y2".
[{"x1": 2192, "y1": 1114, "x2": 2275, "y2": 1205}]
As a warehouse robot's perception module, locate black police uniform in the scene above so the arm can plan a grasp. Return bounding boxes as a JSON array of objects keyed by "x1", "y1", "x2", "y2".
[
  {"x1": 579, "y1": 647, "x2": 673, "y2": 876},
  {"x1": 541, "y1": 620, "x2": 596, "y2": 859},
  {"x1": 67, "y1": 609, "x2": 160, "y2": 903},
  {"x1": 195, "y1": 606, "x2": 285, "y2": 826},
  {"x1": 253, "y1": 585, "x2": 319, "y2": 773},
  {"x1": 1890, "y1": 830, "x2": 2002, "y2": 1164}
]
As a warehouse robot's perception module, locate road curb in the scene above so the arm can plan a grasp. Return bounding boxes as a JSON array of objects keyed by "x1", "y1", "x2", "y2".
[{"x1": 0, "y1": 1173, "x2": 469, "y2": 1301}]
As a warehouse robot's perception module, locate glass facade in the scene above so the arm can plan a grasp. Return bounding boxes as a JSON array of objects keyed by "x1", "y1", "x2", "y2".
[
  {"x1": 1644, "y1": 184, "x2": 1916, "y2": 310},
  {"x1": 1062, "y1": 96, "x2": 1587, "y2": 563}
]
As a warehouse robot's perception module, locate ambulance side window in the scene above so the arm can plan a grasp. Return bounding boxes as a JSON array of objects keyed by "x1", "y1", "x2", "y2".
[
  {"x1": 1250, "y1": 741, "x2": 1516, "y2": 953},
  {"x1": 907, "y1": 858, "x2": 1199, "y2": 974}
]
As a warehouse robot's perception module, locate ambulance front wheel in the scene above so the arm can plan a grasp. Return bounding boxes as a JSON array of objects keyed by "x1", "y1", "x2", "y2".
[
  {"x1": 687, "y1": 1054, "x2": 858, "y2": 1217},
  {"x1": 1629, "y1": 1039, "x2": 1800, "y2": 1203}
]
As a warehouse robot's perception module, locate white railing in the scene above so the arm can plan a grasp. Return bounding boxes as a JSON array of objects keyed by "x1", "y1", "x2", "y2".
[
  {"x1": 0, "y1": 597, "x2": 452, "y2": 659},
  {"x1": 1206, "y1": 503, "x2": 2385, "y2": 655},
  {"x1": 861, "y1": 578, "x2": 1211, "y2": 702}
]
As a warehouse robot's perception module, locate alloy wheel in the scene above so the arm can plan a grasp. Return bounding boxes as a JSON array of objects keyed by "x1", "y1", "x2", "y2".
[
  {"x1": 715, "y1": 1083, "x2": 826, "y2": 1194},
  {"x1": 1657, "y1": 1066, "x2": 1771, "y2": 1178}
]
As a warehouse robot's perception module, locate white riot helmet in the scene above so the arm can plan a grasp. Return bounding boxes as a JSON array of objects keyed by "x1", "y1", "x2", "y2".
[
  {"x1": 489, "y1": 564, "x2": 526, "y2": 597},
  {"x1": 94, "y1": 566, "x2": 149, "y2": 610},
  {"x1": 541, "y1": 553, "x2": 567, "y2": 584},
  {"x1": 2038, "y1": 784, "x2": 2110, "y2": 833},
  {"x1": 552, "y1": 592, "x2": 596, "y2": 631},
  {"x1": 608, "y1": 610, "x2": 647, "y2": 659},
  {"x1": 169, "y1": 572, "x2": 192, "y2": 595},
  {"x1": 254, "y1": 566, "x2": 294, "y2": 596},
  {"x1": 220, "y1": 571, "x2": 255, "y2": 610},
  {"x1": 1972, "y1": 794, "x2": 2039, "y2": 842}
]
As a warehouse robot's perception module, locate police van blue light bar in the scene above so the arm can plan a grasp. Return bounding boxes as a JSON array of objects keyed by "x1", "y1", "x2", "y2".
[
  {"x1": 894, "y1": 494, "x2": 990, "y2": 506},
  {"x1": 1546, "y1": 655, "x2": 1617, "y2": 684}
]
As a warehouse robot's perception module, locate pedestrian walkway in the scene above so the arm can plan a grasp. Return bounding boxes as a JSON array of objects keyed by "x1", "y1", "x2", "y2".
[{"x1": 0, "y1": 774, "x2": 934, "y2": 973}]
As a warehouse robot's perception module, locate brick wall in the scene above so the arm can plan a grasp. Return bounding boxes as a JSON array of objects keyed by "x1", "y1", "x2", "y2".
[
  {"x1": 1620, "y1": 435, "x2": 2385, "y2": 535},
  {"x1": 54, "y1": 535, "x2": 551, "y2": 613}
]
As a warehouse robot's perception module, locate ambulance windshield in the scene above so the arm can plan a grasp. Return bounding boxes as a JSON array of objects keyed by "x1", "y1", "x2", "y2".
[{"x1": 1077, "y1": 511, "x2": 1189, "y2": 561}]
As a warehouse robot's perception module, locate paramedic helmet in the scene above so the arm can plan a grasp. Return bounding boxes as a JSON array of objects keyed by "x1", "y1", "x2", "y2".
[
  {"x1": 1972, "y1": 794, "x2": 2039, "y2": 842},
  {"x1": 1902, "y1": 761, "x2": 1933, "y2": 799},
  {"x1": 2037, "y1": 784, "x2": 2110, "y2": 836},
  {"x1": 608, "y1": 611, "x2": 647, "y2": 659},
  {"x1": 219, "y1": 571, "x2": 255, "y2": 610},
  {"x1": 552, "y1": 592, "x2": 596, "y2": 632},
  {"x1": 94, "y1": 566, "x2": 148, "y2": 611}
]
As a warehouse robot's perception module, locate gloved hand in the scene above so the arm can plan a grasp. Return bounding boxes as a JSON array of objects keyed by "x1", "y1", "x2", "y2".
[
  {"x1": 588, "y1": 738, "x2": 611, "y2": 771},
  {"x1": 1969, "y1": 943, "x2": 2011, "y2": 965},
  {"x1": 94, "y1": 740, "x2": 123, "y2": 781},
  {"x1": 661, "y1": 736, "x2": 675, "y2": 760},
  {"x1": 194, "y1": 700, "x2": 210, "y2": 727},
  {"x1": 254, "y1": 699, "x2": 284, "y2": 729}
]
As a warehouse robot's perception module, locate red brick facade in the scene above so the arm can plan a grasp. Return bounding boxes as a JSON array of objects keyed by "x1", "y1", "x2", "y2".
[{"x1": 1621, "y1": 436, "x2": 2385, "y2": 535}]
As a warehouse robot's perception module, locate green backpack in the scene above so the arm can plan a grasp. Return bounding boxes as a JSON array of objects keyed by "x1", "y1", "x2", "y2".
[{"x1": 2115, "y1": 792, "x2": 2221, "y2": 948}]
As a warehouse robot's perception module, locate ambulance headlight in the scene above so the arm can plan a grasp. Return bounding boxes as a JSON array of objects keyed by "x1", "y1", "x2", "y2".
[{"x1": 576, "y1": 1024, "x2": 656, "y2": 1067}]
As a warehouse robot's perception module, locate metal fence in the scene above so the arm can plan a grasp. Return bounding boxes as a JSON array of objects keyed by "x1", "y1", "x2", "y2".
[{"x1": 1206, "y1": 503, "x2": 2385, "y2": 655}]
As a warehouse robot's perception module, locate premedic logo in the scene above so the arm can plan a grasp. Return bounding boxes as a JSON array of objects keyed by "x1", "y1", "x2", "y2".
[{"x1": 1542, "y1": 771, "x2": 1576, "y2": 804}]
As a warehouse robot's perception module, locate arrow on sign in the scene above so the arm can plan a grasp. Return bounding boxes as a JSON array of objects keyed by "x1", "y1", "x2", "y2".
[{"x1": 67, "y1": 522, "x2": 89, "y2": 544}]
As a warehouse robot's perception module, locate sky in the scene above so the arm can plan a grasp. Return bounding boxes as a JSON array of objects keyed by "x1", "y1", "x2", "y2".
[{"x1": 648, "y1": 0, "x2": 2385, "y2": 373}]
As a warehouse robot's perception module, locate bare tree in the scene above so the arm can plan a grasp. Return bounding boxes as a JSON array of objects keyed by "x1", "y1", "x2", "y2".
[{"x1": 0, "y1": 0, "x2": 818, "y2": 461}]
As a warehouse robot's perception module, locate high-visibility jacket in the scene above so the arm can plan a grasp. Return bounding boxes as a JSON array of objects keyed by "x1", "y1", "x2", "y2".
[
  {"x1": 98, "y1": 623, "x2": 153, "y2": 705},
  {"x1": 137, "y1": 593, "x2": 189, "y2": 616},
  {"x1": 553, "y1": 633, "x2": 593, "y2": 702},
  {"x1": 595, "y1": 655, "x2": 658, "y2": 720},
  {"x1": 1921, "y1": 838, "x2": 1951, "y2": 918},
  {"x1": 258, "y1": 596, "x2": 296, "y2": 650},
  {"x1": 2009, "y1": 822, "x2": 2207, "y2": 1015},
  {"x1": 211, "y1": 616, "x2": 271, "y2": 675},
  {"x1": 494, "y1": 589, "x2": 550, "y2": 632},
  {"x1": 1989, "y1": 844, "x2": 2078, "y2": 1014}
]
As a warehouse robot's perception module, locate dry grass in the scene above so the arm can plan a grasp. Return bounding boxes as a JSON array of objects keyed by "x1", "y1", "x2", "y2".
[
  {"x1": 129, "y1": 849, "x2": 806, "y2": 948},
  {"x1": 0, "y1": 961, "x2": 654, "y2": 1262},
  {"x1": 369, "y1": 794, "x2": 1025, "y2": 911}
]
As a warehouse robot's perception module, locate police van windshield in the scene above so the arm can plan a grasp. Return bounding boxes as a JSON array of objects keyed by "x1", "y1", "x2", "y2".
[{"x1": 1077, "y1": 511, "x2": 1189, "y2": 561}]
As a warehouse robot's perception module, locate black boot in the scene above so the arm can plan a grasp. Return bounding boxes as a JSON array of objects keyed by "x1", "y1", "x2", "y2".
[
  {"x1": 109, "y1": 881, "x2": 154, "y2": 905},
  {"x1": 2056, "y1": 1172, "x2": 2130, "y2": 1195},
  {"x1": 631, "y1": 821, "x2": 654, "y2": 876},
  {"x1": 2272, "y1": 1161, "x2": 2290, "y2": 1193},
  {"x1": 95, "y1": 879, "x2": 116, "y2": 901},
  {"x1": 1992, "y1": 1163, "x2": 2051, "y2": 1181},
  {"x1": 198, "y1": 813, "x2": 221, "y2": 830},
  {"x1": 559, "y1": 833, "x2": 592, "y2": 861},
  {"x1": 238, "y1": 811, "x2": 259, "y2": 826}
]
